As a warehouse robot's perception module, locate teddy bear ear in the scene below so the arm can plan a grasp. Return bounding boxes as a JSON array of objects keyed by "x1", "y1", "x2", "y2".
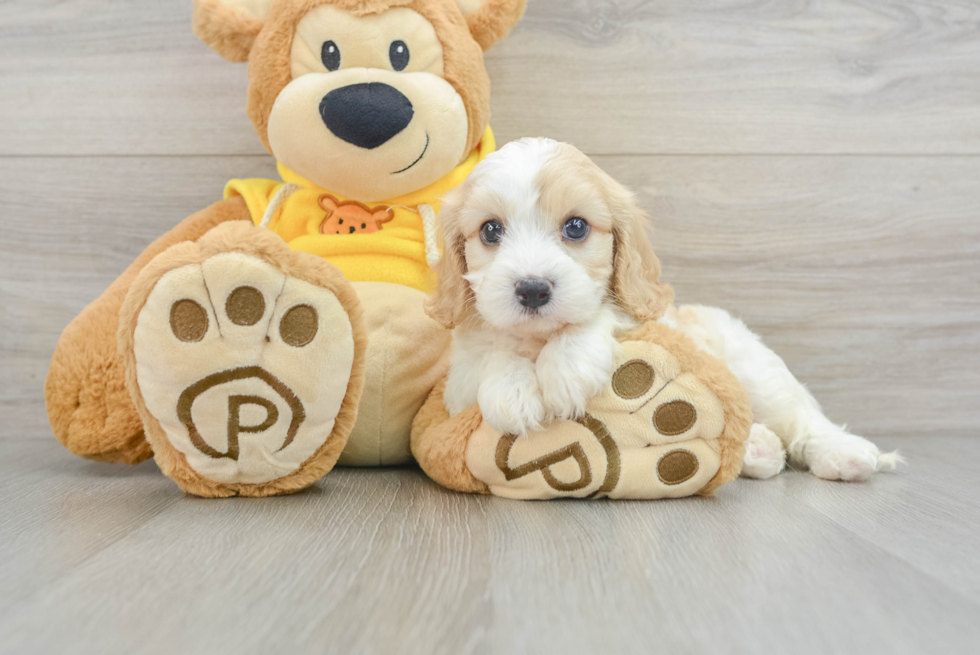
[
  {"x1": 192, "y1": 0, "x2": 274, "y2": 62},
  {"x1": 454, "y1": 0, "x2": 527, "y2": 51}
]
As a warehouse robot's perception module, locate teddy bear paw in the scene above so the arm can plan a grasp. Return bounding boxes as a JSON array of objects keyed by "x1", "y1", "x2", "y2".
[
  {"x1": 126, "y1": 225, "x2": 360, "y2": 492},
  {"x1": 461, "y1": 333, "x2": 751, "y2": 500}
]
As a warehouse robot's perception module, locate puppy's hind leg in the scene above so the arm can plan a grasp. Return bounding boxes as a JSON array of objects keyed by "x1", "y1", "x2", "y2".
[{"x1": 667, "y1": 305, "x2": 902, "y2": 481}]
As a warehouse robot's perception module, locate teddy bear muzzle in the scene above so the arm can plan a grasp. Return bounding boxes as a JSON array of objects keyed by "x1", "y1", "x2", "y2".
[{"x1": 319, "y1": 82, "x2": 415, "y2": 150}]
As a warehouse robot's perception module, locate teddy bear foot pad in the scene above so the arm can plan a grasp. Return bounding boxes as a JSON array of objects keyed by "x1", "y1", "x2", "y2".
[
  {"x1": 412, "y1": 323, "x2": 752, "y2": 500},
  {"x1": 480, "y1": 416, "x2": 722, "y2": 500},
  {"x1": 119, "y1": 222, "x2": 365, "y2": 497},
  {"x1": 466, "y1": 339, "x2": 731, "y2": 500}
]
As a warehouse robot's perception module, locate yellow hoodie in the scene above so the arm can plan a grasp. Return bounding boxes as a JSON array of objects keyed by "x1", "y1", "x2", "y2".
[{"x1": 224, "y1": 127, "x2": 495, "y2": 293}]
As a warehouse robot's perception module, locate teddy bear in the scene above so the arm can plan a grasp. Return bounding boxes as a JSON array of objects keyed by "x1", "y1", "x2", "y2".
[
  {"x1": 45, "y1": 0, "x2": 751, "y2": 499},
  {"x1": 45, "y1": 0, "x2": 527, "y2": 497}
]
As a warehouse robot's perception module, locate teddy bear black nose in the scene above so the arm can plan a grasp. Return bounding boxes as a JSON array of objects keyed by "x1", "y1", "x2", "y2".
[{"x1": 319, "y1": 83, "x2": 414, "y2": 150}]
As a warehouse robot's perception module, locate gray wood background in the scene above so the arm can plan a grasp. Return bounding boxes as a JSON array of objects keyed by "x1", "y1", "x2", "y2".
[{"x1": 2, "y1": 0, "x2": 979, "y2": 442}]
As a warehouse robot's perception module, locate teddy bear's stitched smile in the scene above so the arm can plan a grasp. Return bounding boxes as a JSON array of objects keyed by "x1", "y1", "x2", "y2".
[{"x1": 391, "y1": 133, "x2": 430, "y2": 175}]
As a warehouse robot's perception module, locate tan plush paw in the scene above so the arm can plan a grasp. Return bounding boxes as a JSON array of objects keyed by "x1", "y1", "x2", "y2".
[
  {"x1": 119, "y1": 222, "x2": 365, "y2": 497},
  {"x1": 454, "y1": 323, "x2": 751, "y2": 500}
]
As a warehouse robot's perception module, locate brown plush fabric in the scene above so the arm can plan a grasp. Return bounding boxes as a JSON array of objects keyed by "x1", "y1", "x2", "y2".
[
  {"x1": 192, "y1": 0, "x2": 267, "y2": 63},
  {"x1": 45, "y1": 198, "x2": 252, "y2": 464},
  {"x1": 411, "y1": 379, "x2": 490, "y2": 494},
  {"x1": 619, "y1": 322, "x2": 752, "y2": 496},
  {"x1": 117, "y1": 221, "x2": 367, "y2": 497},
  {"x1": 463, "y1": 0, "x2": 526, "y2": 51}
]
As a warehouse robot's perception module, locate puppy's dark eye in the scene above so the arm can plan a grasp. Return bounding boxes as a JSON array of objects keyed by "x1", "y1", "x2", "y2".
[
  {"x1": 480, "y1": 220, "x2": 504, "y2": 245},
  {"x1": 562, "y1": 217, "x2": 590, "y2": 241},
  {"x1": 321, "y1": 40, "x2": 341, "y2": 71},
  {"x1": 389, "y1": 40, "x2": 410, "y2": 71}
]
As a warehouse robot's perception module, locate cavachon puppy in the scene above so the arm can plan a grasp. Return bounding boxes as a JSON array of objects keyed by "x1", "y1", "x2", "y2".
[{"x1": 427, "y1": 138, "x2": 900, "y2": 481}]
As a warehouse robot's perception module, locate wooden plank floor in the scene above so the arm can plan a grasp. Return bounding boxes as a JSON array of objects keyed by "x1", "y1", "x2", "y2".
[{"x1": 0, "y1": 437, "x2": 977, "y2": 654}]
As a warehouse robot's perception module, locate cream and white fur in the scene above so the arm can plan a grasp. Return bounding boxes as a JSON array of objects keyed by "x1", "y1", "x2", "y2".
[{"x1": 426, "y1": 138, "x2": 900, "y2": 481}]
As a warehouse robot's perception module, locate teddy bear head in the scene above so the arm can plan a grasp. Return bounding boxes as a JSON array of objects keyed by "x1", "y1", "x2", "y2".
[{"x1": 193, "y1": 0, "x2": 526, "y2": 202}]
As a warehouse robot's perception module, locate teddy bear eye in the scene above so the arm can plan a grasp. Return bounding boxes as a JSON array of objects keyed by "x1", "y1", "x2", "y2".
[
  {"x1": 321, "y1": 40, "x2": 341, "y2": 71},
  {"x1": 389, "y1": 40, "x2": 410, "y2": 71}
]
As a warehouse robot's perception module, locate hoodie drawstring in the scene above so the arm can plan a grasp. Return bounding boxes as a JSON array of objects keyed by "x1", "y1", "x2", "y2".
[
  {"x1": 418, "y1": 203, "x2": 441, "y2": 268},
  {"x1": 258, "y1": 183, "x2": 300, "y2": 229}
]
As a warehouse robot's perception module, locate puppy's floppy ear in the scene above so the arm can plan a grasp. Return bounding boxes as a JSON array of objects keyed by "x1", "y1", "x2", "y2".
[
  {"x1": 425, "y1": 186, "x2": 473, "y2": 329},
  {"x1": 454, "y1": 0, "x2": 527, "y2": 51},
  {"x1": 608, "y1": 183, "x2": 675, "y2": 322},
  {"x1": 192, "y1": 0, "x2": 273, "y2": 62}
]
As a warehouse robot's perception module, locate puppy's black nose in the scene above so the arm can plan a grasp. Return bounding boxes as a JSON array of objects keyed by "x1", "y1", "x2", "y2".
[
  {"x1": 319, "y1": 83, "x2": 414, "y2": 149},
  {"x1": 515, "y1": 278, "x2": 552, "y2": 309}
]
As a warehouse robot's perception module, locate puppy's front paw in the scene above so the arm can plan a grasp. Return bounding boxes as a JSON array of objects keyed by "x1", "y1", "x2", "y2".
[
  {"x1": 536, "y1": 334, "x2": 615, "y2": 421},
  {"x1": 740, "y1": 424, "x2": 786, "y2": 480},
  {"x1": 478, "y1": 359, "x2": 545, "y2": 436}
]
